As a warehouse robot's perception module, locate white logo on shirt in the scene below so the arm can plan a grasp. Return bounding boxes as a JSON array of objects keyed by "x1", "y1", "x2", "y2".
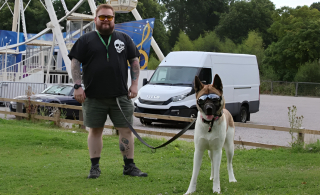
[{"x1": 114, "y1": 39, "x2": 125, "y2": 53}]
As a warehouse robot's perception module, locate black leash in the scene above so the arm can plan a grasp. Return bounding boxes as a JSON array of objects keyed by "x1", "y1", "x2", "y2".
[{"x1": 116, "y1": 98, "x2": 196, "y2": 150}]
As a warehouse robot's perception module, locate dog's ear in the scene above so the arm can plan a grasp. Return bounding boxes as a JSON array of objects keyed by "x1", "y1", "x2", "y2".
[
  {"x1": 213, "y1": 74, "x2": 223, "y2": 92},
  {"x1": 194, "y1": 76, "x2": 204, "y2": 93}
]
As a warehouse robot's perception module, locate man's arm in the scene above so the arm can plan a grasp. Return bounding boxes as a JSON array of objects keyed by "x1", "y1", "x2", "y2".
[
  {"x1": 71, "y1": 58, "x2": 82, "y2": 85},
  {"x1": 130, "y1": 57, "x2": 140, "y2": 84},
  {"x1": 128, "y1": 57, "x2": 140, "y2": 99},
  {"x1": 71, "y1": 58, "x2": 86, "y2": 103}
]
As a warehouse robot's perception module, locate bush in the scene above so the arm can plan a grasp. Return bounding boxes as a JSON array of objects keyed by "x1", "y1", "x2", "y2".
[
  {"x1": 172, "y1": 31, "x2": 194, "y2": 51},
  {"x1": 294, "y1": 60, "x2": 320, "y2": 83}
]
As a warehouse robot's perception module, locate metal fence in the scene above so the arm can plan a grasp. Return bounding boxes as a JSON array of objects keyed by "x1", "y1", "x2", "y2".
[{"x1": 261, "y1": 81, "x2": 320, "y2": 97}]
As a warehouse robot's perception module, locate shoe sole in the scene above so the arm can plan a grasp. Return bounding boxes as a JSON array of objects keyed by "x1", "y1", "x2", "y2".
[
  {"x1": 87, "y1": 175, "x2": 100, "y2": 179},
  {"x1": 123, "y1": 173, "x2": 148, "y2": 177}
]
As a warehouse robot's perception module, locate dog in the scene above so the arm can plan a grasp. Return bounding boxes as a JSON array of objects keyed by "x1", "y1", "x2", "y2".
[{"x1": 185, "y1": 74, "x2": 237, "y2": 194}]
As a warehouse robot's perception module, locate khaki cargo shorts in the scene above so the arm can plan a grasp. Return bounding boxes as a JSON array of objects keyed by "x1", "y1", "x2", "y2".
[{"x1": 82, "y1": 95, "x2": 133, "y2": 128}]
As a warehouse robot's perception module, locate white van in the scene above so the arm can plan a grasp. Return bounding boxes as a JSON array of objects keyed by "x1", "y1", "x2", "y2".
[{"x1": 134, "y1": 51, "x2": 260, "y2": 126}]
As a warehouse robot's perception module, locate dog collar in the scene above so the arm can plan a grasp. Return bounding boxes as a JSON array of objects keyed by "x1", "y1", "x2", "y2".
[{"x1": 200, "y1": 115, "x2": 220, "y2": 132}]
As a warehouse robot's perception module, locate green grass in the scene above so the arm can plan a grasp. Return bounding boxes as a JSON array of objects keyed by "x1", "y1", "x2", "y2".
[{"x1": 0, "y1": 118, "x2": 320, "y2": 194}]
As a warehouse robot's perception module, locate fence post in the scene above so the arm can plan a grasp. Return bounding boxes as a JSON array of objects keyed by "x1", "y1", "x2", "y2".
[
  {"x1": 271, "y1": 81, "x2": 273, "y2": 95},
  {"x1": 298, "y1": 127, "x2": 305, "y2": 144},
  {"x1": 298, "y1": 132, "x2": 304, "y2": 144},
  {"x1": 54, "y1": 108, "x2": 61, "y2": 127},
  {"x1": 78, "y1": 110, "x2": 86, "y2": 129},
  {"x1": 295, "y1": 82, "x2": 298, "y2": 97},
  {"x1": 16, "y1": 102, "x2": 23, "y2": 120}
]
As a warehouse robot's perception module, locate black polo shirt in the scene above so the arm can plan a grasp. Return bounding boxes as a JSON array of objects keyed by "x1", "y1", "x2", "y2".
[{"x1": 68, "y1": 30, "x2": 140, "y2": 98}]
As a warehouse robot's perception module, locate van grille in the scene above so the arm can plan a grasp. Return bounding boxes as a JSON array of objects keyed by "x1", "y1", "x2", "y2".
[
  {"x1": 138, "y1": 97, "x2": 172, "y2": 105},
  {"x1": 136, "y1": 107, "x2": 168, "y2": 115}
]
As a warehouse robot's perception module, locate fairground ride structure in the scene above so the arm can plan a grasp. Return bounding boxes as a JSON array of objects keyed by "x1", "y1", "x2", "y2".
[{"x1": 0, "y1": 0, "x2": 164, "y2": 84}]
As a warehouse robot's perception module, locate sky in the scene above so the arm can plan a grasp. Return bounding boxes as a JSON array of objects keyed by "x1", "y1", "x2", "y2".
[{"x1": 271, "y1": 0, "x2": 317, "y2": 9}]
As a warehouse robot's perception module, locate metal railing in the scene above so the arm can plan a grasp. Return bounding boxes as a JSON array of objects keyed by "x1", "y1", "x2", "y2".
[
  {"x1": 0, "y1": 47, "x2": 68, "y2": 83},
  {"x1": 261, "y1": 81, "x2": 320, "y2": 97}
]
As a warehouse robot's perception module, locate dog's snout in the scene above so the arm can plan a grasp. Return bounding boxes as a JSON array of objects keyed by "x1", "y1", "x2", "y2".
[{"x1": 204, "y1": 104, "x2": 216, "y2": 115}]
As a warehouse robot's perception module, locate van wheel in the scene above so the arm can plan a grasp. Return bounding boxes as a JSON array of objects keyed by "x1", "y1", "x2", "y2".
[
  {"x1": 140, "y1": 118, "x2": 152, "y2": 126},
  {"x1": 236, "y1": 106, "x2": 248, "y2": 123}
]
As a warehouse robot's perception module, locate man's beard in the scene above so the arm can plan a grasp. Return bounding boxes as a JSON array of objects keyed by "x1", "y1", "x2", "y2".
[{"x1": 96, "y1": 23, "x2": 114, "y2": 35}]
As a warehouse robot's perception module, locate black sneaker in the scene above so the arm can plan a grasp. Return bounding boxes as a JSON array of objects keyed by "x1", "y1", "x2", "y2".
[
  {"x1": 87, "y1": 164, "x2": 101, "y2": 179},
  {"x1": 123, "y1": 163, "x2": 148, "y2": 177}
]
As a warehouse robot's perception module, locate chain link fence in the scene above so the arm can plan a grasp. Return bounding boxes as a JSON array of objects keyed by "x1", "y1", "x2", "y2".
[{"x1": 261, "y1": 81, "x2": 320, "y2": 97}]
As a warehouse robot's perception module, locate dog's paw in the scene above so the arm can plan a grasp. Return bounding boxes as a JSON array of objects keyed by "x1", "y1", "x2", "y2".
[
  {"x1": 213, "y1": 185, "x2": 221, "y2": 194},
  {"x1": 185, "y1": 186, "x2": 196, "y2": 194},
  {"x1": 184, "y1": 190, "x2": 195, "y2": 195},
  {"x1": 229, "y1": 178, "x2": 237, "y2": 183}
]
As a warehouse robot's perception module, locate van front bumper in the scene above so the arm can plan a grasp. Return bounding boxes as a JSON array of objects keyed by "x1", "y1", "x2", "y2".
[{"x1": 134, "y1": 105, "x2": 197, "y2": 123}]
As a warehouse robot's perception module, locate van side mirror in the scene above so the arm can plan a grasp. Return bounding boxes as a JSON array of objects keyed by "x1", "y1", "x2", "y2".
[{"x1": 143, "y1": 78, "x2": 148, "y2": 86}]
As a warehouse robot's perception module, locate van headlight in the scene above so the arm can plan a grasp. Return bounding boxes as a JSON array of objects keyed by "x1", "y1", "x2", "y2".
[{"x1": 171, "y1": 94, "x2": 188, "y2": 102}]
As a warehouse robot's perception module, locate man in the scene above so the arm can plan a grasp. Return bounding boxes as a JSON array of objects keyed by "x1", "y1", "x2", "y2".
[{"x1": 68, "y1": 4, "x2": 147, "y2": 179}]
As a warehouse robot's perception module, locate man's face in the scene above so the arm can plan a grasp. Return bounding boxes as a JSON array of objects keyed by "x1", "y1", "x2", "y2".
[{"x1": 94, "y1": 8, "x2": 115, "y2": 35}]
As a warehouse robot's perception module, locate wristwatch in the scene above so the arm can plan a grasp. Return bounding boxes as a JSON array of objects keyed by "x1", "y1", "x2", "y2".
[{"x1": 74, "y1": 84, "x2": 81, "y2": 90}]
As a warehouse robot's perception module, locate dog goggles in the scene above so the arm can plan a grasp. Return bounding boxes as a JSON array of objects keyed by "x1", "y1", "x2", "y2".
[
  {"x1": 98, "y1": 15, "x2": 114, "y2": 21},
  {"x1": 197, "y1": 94, "x2": 221, "y2": 105}
]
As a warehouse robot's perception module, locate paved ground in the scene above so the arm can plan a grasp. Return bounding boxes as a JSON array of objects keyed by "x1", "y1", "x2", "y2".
[{"x1": 1, "y1": 94, "x2": 319, "y2": 147}]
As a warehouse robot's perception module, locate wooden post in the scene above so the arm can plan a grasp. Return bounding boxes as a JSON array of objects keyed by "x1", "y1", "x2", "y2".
[
  {"x1": 54, "y1": 108, "x2": 61, "y2": 127},
  {"x1": 78, "y1": 110, "x2": 86, "y2": 129},
  {"x1": 16, "y1": 102, "x2": 23, "y2": 120},
  {"x1": 295, "y1": 82, "x2": 299, "y2": 97},
  {"x1": 298, "y1": 132, "x2": 304, "y2": 144},
  {"x1": 271, "y1": 81, "x2": 273, "y2": 95}
]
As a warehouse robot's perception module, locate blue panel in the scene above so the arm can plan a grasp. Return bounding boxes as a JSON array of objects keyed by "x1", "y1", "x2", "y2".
[{"x1": 115, "y1": 18, "x2": 155, "y2": 70}]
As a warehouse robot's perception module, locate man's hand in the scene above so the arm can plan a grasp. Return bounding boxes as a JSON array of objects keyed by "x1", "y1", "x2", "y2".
[
  {"x1": 128, "y1": 84, "x2": 138, "y2": 99},
  {"x1": 74, "y1": 87, "x2": 86, "y2": 103}
]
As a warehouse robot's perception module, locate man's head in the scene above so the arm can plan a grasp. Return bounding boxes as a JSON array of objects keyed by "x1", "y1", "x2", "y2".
[{"x1": 94, "y1": 4, "x2": 115, "y2": 35}]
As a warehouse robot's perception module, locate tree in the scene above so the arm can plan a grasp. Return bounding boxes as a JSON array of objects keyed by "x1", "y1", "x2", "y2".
[
  {"x1": 0, "y1": 0, "x2": 14, "y2": 31},
  {"x1": 264, "y1": 6, "x2": 320, "y2": 81},
  {"x1": 310, "y1": 2, "x2": 320, "y2": 11},
  {"x1": 161, "y1": 0, "x2": 187, "y2": 48},
  {"x1": 235, "y1": 31, "x2": 265, "y2": 75},
  {"x1": 162, "y1": 0, "x2": 229, "y2": 48},
  {"x1": 215, "y1": 0, "x2": 275, "y2": 46},
  {"x1": 184, "y1": 0, "x2": 229, "y2": 40}
]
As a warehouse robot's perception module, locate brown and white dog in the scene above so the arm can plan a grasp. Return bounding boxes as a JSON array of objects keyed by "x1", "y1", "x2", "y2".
[{"x1": 185, "y1": 74, "x2": 237, "y2": 194}]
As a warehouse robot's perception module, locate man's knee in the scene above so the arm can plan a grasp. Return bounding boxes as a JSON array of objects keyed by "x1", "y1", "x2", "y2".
[
  {"x1": 89, "y1": 127, "x2": 104, "y2": 137},
  {"x1": 116, "y1": 127, "x2": 132, "y2": 136}
]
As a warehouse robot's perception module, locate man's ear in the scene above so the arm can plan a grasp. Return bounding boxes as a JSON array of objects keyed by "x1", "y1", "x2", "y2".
[
  {"x1": 194, "y1": 76, "x2": 204, "y2": 93},
  {"x1": 213, "y1": 74, "x2": 223, "y2": 93}
]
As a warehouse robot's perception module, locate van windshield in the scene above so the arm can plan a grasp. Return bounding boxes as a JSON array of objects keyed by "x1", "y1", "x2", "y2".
[{"x1": 149, "y1": 66, "x2": 199, "y2": 86}]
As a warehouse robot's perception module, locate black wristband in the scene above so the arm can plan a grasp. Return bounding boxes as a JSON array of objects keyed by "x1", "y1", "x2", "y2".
[{"x1": 74, "y1": 84, "x2": 81, "y2": 89}]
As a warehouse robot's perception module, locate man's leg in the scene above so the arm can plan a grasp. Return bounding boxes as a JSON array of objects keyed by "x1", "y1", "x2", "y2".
[
  {"x1": 117, "y1": 127, "x2": 147, "y2": 177},
  {"x1": 88, "y1": 127, "x2": 104, "y2": 158},
  {"x1": 117, "y1": 127, "x2": 134, "y2": 159},
  {"x1": 87, "y1": 127, "x2": 104, "y2": 179},
  {"x1": 110, "y1": 95, "x2": 147, "y2": 177}
]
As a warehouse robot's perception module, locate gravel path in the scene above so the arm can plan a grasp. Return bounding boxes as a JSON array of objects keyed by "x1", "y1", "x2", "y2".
[{"x1": 1, "y1": 95, "x2": 319, "y2": 148}]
